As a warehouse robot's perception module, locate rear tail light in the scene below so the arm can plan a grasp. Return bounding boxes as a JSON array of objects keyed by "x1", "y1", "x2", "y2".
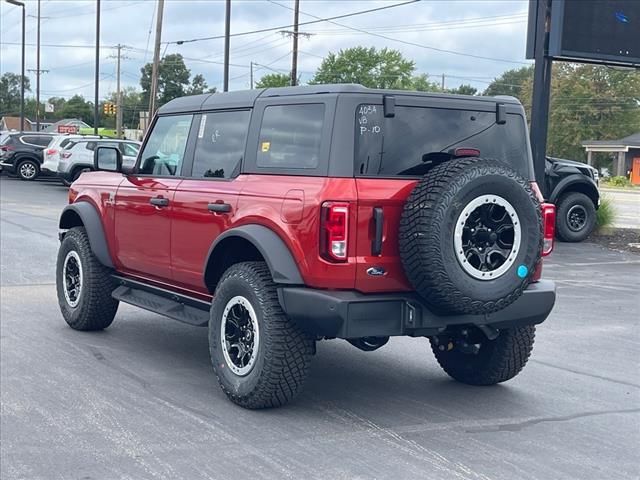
[
  {"x1": 321, "y1": 202, "x2": 349, "y2": 262},
  {"x1": 541, "y1": 203, "x2": 555, "y2": 256},
  {"x1": 61, "y1": 151, "x2": 72, "y2": 159},
  {"x1": 0, "y1": 145, "x2": 15, "y2": 152},
  {"x1": 46, "y1": 148, "x2": 58, "y2": 156}
]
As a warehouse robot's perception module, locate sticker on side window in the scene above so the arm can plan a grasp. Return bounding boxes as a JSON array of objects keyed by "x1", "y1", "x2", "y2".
[{"x1": 198, "y1": 115, "x2": 207, "y2": 138}]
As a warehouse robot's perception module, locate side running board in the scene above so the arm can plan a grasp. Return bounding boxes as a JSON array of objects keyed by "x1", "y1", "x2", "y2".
[{"x1": 111, "y1": 276, "x2": 211, "y2": 327}]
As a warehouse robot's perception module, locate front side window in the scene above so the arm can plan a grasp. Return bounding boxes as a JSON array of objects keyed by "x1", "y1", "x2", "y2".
[
  {"x1": 192, "y1": 110, "x2": 250, "y2": 178},
  {"x1": 138, "y1": 114, "x2": 193, "y2": 176},
  {"x1": 355, "y1": 105, "x2": 530, "y2": 178},
  {"x1": 257, "y1": 104, "x2": 324, "y2": 170}
]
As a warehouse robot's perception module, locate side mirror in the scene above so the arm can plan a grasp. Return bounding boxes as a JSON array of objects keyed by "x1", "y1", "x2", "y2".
[{"x1": 94, "y1": 146, "x2": 122, "y2": 172}]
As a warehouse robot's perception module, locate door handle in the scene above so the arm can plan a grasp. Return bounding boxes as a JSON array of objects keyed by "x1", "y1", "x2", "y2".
[
  {"x1": 371, "y1": 207, "x2": 384, "y2": 256},
  {"x1": 208, "y1": 202, "x2": 232, "y2": 213},
  {"x1": 150, "y1": 197, "x2": 169, "y2": 207}
]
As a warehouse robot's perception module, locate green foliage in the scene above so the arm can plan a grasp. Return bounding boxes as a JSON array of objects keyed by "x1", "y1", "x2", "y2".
[
  {"x1": 410, "y1": 74, "x2": 440, "y2": 92},
  {"x1": 0, "y1": 73, "x2": 31, "y2": 115},
  {"x1": 520, "y1": 63, "x2": 640, "y2": 160},
  {"x1": 188, "y1": 74, "x2": 215, "y2": 95},
  {"x1": 448, "y1": 84, "x2": 478, "y2": 96},
  {"x1": 596, "y1": 195, "x2": 616, "y2": 230},
  {"x1": 483, "y1": 66, "x2": 533, "y2": 99},
  {"x1": 105, "y1": 86, "x2": 143, "y2": 129},
  {"x1": 140, "y1": 54, "x2": 191, "y2": 108},
  {"x1": 603, "y1": 176, "x2": 632, "y2": 187},
  {"x1": 255, "y1": 73, "x2": 291, "y2": 89},
  {"x1": 311, "y1": 47, "x2": 414, "y2": 89}
]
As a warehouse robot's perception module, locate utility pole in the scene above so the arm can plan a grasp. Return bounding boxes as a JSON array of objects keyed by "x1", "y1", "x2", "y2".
[
  {"x1": 114, "y1": 44, "x2": 126, "y2": 138},
  {"x1": 250, "y1": 61, "x2": 254, "y2": 89},
  {"x1": 290, "y1": 0, "x2": 300, "y2": 86},
  {"x1": 223, "y1": 0, "x2": 230, "y2": 92},
  {"x1": 94, "y1": 0, "x2": 101, "y2": 134},
  {"x1": 149, "y1": 0, "x2": 165, "y2": 119},
  {"x1": 36, "y1": 0, "x2": 41, "y2": 130},
  {"x1": 6, "y1": 0, "x2": 25, "y2": 131},
  {"x1": 441, "y1": 73, "x2": 445, "y2": 91}
]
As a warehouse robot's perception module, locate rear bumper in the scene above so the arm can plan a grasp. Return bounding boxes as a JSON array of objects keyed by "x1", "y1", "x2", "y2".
[{"x1": 278, "y1": 280, "x2": 556, "y2": 339}]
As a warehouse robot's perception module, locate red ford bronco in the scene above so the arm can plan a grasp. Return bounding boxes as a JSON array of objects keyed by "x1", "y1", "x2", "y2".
[{"x1": 56, "y1": 85, "x2": 556, "y2": 409}]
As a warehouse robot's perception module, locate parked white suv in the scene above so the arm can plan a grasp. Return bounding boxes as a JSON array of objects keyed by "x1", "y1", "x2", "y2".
[
  {"x1": 41, "y1": 135, "x2": 101, "y2": 176},
  {"x1": 57, "y1": 138, "x2": 141, "y2": 185}
]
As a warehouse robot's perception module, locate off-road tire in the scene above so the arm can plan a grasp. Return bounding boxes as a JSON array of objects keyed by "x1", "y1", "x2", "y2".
[
  {"x1": 17, "y1": 159, "x2": 39, "y2": 181},
  {"x1": 399, "y1": 157, "x2": 542, "y2": 315},
  {"x1": 209, "y1": 261, "x2": 315, "y2": 409},
  {"x1": 430, "y1": 326, "x2": 536, "y2": 385},
  {"x1": 56, "y1": 227, "x2": 118, "y2": 330},
  {"x1": 555, "y1": 192, "x2": 596, "y2": 242}
]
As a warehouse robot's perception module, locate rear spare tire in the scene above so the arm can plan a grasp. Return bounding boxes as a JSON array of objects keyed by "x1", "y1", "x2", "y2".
[{"x1": 399, "y1": 157, "x2": 542, "y2": 315}]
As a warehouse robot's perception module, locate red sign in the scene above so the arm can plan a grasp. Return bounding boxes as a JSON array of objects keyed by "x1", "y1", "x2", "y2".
[{"x1": 57, "y1": 125, "x2": 78, "y2": 134}]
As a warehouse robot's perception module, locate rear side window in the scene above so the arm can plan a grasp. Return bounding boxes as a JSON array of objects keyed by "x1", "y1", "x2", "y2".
[
  {"x1": 192, "y1": 110, "x2": 250, "y2": 178},
  {"x1": 21, "y1": 135, "x2": 52, "y2": 147},
  {"x1": 355, "y1": 105, "x2": 531, "y2": 178},
  {"x1": 257, "y1": 104, "x2": 324, "y2": 170}
]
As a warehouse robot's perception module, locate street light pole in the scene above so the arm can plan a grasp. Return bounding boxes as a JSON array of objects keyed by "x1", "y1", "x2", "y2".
[
  {"x1": 223, "y1": 0, "x2": 231, "y2": 92},
  {"x1": 5, "y1": 0, "x2": 25, "y2": 131}
]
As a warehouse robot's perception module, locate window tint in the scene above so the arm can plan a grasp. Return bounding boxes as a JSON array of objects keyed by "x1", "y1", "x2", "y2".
[
  {"x1": 60, "y1": 138, "x2": 73, "y2": 148},
  {"x1": 257, "y1": 104, "x2": 324, "y2": 170},
  {"x1": 191, "y1": 110, "x2": 250, "y2": 179},
  {"x1": 21, "y1": 136, "x2": 50, "y2": 147},
  {"x1": 138, "y1": 114, "x2": 193, "y2": 176},
  {"x1": 355, "y1": 105, "x2": 531, "y2": 178}
]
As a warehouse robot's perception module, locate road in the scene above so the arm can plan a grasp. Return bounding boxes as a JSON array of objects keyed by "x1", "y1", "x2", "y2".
[
  {"x1": 602, "y1": 188, "x2": 640, "y2": 229},
  {"x1": 1, "y1": 175, "x2": 639, "y2": 480}
]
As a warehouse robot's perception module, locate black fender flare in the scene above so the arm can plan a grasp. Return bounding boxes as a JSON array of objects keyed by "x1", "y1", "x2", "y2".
[
  {"x1": 549, "y1": 174, "x2": 599, "y2": 207},
  {"x1": 59, "y1": 202, "x2": 114, "y2": 268},
  {"x1": 203, "y1": 224, "x2": 304, "y2": 286}
]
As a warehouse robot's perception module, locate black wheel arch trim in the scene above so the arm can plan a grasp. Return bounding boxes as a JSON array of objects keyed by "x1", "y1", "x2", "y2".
[
  {"x1": 59, "y1": 202, "x2": 114, "y2": 268},
  {"x1": 203, "y1": 224, "x2": 304, "y2": 288},
  {"x1": 549, "y1": 174, "x2": 599, "y2": 207}
]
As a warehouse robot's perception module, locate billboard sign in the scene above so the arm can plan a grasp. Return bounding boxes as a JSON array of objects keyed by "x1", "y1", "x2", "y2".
[{"x1": 57, "y1": 125, "x2": 79, "y2": 134}]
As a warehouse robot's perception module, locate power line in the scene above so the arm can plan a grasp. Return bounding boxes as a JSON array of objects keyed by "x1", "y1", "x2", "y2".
[
  {"x1": 165, "y1": 0, "x2": 419, "y2": 45},
  {"x1": 268, "y1": 0, "x2": 529, "y2": 65}
]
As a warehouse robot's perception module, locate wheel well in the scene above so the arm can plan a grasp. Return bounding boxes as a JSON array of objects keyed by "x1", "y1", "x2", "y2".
[
  {"x1": 59, "y1": 209, "x2": 84, "y2": 229},
  {"x1": 204, "y1": 237, "x2": 264, "y2": 293},
  {"x1": 558, "y1": 182, "x2": 599, "y2": 209},
  {"x1": 17, "y1": 157, "x2": 40, "y2": 167}
]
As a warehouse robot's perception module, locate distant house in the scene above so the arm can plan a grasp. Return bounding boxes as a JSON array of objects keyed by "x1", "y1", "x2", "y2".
[
  {"x1": 582, "y1": 132, "x2": 640, "y2": 184},
  {"x1": 0, "y1": 116, "x2": 31, "y2": 131}
]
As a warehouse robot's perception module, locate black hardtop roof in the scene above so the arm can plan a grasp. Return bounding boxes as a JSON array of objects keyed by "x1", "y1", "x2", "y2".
[{"x1": 157, "y1": 84, "x2": 521, "y2": 114}]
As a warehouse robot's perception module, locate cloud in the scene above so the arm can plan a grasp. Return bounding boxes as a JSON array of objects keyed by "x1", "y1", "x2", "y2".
[{"x1": 0, "y1": 0, "x2": 531, "y2": 101}]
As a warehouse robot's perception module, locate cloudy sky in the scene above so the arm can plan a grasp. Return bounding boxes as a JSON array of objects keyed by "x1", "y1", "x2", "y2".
[{"x1": 0, "y1": 0, "x2": 532, "y2": 101}]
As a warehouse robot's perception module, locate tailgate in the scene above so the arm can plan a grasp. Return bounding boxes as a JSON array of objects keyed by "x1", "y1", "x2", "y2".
[{"x1": 355, "y1": 178, "x2": 418, "y2": 293}]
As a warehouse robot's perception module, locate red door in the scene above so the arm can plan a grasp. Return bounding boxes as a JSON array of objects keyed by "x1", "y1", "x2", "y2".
[
  {"x1": 170, "y1": 177, "x2": 246, "y2": 292},
  {"x1": 114, "y1": 176, "x2": 182, "y2": 282}
]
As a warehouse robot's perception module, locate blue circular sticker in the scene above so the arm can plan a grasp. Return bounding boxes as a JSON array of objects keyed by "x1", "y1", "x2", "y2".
[{"x1": 517, "y1": 265, "x2": 529, "y2": 278}]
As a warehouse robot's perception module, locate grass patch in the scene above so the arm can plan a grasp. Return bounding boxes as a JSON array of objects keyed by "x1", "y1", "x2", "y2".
[
  {"x1": 602, "y1": 176, "x2": 632, "y2": 188},
  {"x1": 596, "y1": 194, "x2": 616, "y2": 231}
]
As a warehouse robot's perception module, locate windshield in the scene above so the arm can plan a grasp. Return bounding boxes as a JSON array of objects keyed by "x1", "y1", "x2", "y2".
[{"x1": 355, "y1": 104, "x2": 532, "y2": 179}]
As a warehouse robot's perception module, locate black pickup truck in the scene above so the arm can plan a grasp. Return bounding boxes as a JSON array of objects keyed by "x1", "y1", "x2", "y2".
[{"x1": 545, "y1": 156, "x2": 600, "y2": 242}]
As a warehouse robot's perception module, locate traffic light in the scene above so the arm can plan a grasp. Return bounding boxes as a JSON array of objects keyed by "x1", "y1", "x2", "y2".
[{"x1": 102, "y1": 103, "x2": 117, "y2": 116}]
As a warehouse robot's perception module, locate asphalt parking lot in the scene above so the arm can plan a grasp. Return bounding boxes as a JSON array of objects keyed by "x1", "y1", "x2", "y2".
[{"x1": 1, "y1": 175, "x2": 639, "y2": 480}]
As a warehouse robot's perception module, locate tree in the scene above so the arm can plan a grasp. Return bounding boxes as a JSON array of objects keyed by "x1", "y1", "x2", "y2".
[
  {"x1": 106, "y1": 86, "x2": 143, "y2": 129},
  {"x1": 311, "y1": 47, "x2": 414, "y2": 89},
  {"x1": 0, "y1": 73, "x2": 31, "y2": 115},
  {"x1": 254, "y1": 73, "x2": 291, "y2": 88},
  {"x1": 483, "y1": 66, "x2": 534, "y2": 100},
  {"x1": 188, "y1": 74, "x2": 215, "y2": 95},
  {"x1": 449, "y1": 84, "x2": 478, "y2": 96},
  {"x1": 140, "y1": 53, "x2": 191, "y2": 108},
  {"x1": 410, "y1": 74, "x2": 440, "y2": 92},
  {"x1": 59, "y1": 95, "x2": 94, "y2": 125}
]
